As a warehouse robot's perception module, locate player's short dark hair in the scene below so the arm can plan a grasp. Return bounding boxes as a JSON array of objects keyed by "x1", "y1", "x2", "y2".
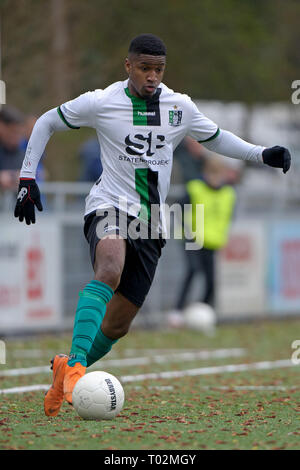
[
  {"x1": 0, "y1": 105, "x2": 24, "y2": 125},
  {"x1": 129, "y1": 34, "x2": 166, "y2": 56}
]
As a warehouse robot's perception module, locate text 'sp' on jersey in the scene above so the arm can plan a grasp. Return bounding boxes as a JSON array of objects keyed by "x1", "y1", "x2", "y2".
[{"x1": 59, "y1": 79, "x2": 219, "y2": 231}]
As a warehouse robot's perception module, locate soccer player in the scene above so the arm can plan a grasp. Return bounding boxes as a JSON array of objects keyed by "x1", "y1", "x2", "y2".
[{"x1": 14, "y1": 34, "x2": 291, "y2": 417}]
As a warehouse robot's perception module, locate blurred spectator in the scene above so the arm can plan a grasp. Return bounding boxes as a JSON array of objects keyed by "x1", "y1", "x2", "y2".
[
  {"x1": 0, "y1": 105, "x2": 24, "y2": 190},
  {"x1": 173, "y1": 136, "x2": 206, "y2": 183},
  {"x1": 222, "y1": 156, "x2": 244, "y2": 185},
  {"x1": 20, "y1": 115, "x2": 47, "y2": 184},
  {"x1": 78, "y1": 137, "x2": 102, "y2": 182},
  {"x1": 168, "y1": 155, "x2": 236, "y2": 327}
]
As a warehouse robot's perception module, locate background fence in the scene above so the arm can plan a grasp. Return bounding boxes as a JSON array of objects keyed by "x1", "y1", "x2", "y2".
[{"x1": 1, "y1": 181, "x2": 300, "y2": 335}]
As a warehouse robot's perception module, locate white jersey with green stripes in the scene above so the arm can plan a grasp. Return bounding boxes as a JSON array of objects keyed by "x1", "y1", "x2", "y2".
[{"x1": 59, "y1": 79, "x2": 219, "y2": 229}]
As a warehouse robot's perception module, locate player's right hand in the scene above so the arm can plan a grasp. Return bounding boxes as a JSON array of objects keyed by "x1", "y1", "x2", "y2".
[{"x1": 14, "y1": 178, "x2": 43, "y2": 225}]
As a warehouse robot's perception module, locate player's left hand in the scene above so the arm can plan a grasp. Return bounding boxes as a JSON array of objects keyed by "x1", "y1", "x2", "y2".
[{"x1": 262, "y1": 146, "x2": 291, "y2": 174}]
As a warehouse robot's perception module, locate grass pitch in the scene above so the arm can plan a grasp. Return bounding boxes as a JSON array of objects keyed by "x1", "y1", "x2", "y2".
[{"x1": 0, "y1": 319, "x2": 300, "y2": 450}]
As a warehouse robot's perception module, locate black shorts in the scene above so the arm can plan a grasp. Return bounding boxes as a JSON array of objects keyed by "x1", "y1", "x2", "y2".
[{"x1": 83, "y1": 208, "x2": 166, "y2": 308}]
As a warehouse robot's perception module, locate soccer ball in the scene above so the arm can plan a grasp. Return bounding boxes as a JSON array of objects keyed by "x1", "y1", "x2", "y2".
[
  {"x1": 183, "y1": 302, "x2": 216, "y2": 335},
  {"x1": 72, "y1": 371, "x2": 125, "y2": 420}
]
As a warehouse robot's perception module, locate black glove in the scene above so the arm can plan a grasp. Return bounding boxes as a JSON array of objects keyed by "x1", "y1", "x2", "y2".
[
  {"x1": 262, "y1": 146, "x2": 291, "y2": 174},
  {"x1": 14, "y1": 178, "x2": 43, "y2": 225}
]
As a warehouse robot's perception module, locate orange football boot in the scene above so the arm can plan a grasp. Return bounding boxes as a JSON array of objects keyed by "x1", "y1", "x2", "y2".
[
  {"x1": 44, "y1": 354, "x2": 69, "y2": 417},
  {"x1": 63, "y1": 362, "x2": 86, "y2": 405}
]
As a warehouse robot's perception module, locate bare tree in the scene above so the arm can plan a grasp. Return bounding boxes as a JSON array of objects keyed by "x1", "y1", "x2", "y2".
[{"x1": 50, "y1": 0, "x2": 69, "y2": 104}]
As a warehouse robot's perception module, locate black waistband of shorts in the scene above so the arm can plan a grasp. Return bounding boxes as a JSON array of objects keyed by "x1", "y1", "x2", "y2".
[{"x1": 84, "y1": 207, "x2": 166, "y2": 242}]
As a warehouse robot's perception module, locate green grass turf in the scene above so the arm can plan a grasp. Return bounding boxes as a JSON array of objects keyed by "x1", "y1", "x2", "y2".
[{"x1": 0, "y1": 319, "x2": 300, "y2": 450}]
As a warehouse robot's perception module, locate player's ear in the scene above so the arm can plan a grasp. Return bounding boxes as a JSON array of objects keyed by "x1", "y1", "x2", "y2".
[{"x1": 124, "y1": 58, "x2": 131, "y2": 75}]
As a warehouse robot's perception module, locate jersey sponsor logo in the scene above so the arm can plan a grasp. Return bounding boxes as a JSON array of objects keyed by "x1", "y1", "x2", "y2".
[
  {"x1": 119, "y1": 155, "x2": 170, "y2": 166},
  {"x1": 17, "y1": 187, "x2": 28, "y2": 202},
  {"x1": 169, "y1": 106, "x2": 182, "y2": 126},
  {"x1": 125, "y1": 131, "x2": 165, "y2": 157}
]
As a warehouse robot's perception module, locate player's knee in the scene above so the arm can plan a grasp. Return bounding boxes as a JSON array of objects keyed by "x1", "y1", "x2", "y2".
[{"x1": 94, "y1": 260, "x2": 123, "y2": 290}]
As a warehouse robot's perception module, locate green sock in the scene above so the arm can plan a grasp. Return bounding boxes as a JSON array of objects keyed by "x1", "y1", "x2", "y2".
[
  {"x1": 86, "y1": 326, "x2": 119, "y2": 368},
  {"x1": 68, "y1": 280, "x2": 114, "y2": 367}
]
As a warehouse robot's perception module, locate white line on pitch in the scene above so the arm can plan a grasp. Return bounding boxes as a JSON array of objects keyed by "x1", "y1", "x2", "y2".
[
  {"x1": 122, "y1": 349, "x2": 212, "y2": 357},
  {"x1": 0, "y1": 384, "x2": 176, "y2": 394},
  {"x1": 120, "y1": 359, "x2": 298, "y2": 383},
  {"x1": 201, "y1": 385, "x2": 299, "y2": 391},
  {"x1": 11, "y1": 348, "x2": 216, "y2": 358},
  {"x1": 0, "y1": 358, "x2": 297, "y2": 394},
  {"x1": 0, "y1": 384, "x2": 49, "y2": 394},
  {"x1": 0, "y1": 348, "x2": 245, "y2": 377}
]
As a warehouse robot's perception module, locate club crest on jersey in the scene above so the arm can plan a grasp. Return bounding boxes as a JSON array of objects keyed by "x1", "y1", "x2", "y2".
[{"x1": 169, "y1": 107, "x2": 182, "y2": 126}]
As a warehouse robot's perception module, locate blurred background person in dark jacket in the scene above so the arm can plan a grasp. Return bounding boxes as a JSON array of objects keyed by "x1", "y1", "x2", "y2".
[
  {"x1": 78, "y1": 137, "x2": 102, "y2": 182},
  {"x1": 0, "y1": 105, "x2": 24, "y2": 190}
]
